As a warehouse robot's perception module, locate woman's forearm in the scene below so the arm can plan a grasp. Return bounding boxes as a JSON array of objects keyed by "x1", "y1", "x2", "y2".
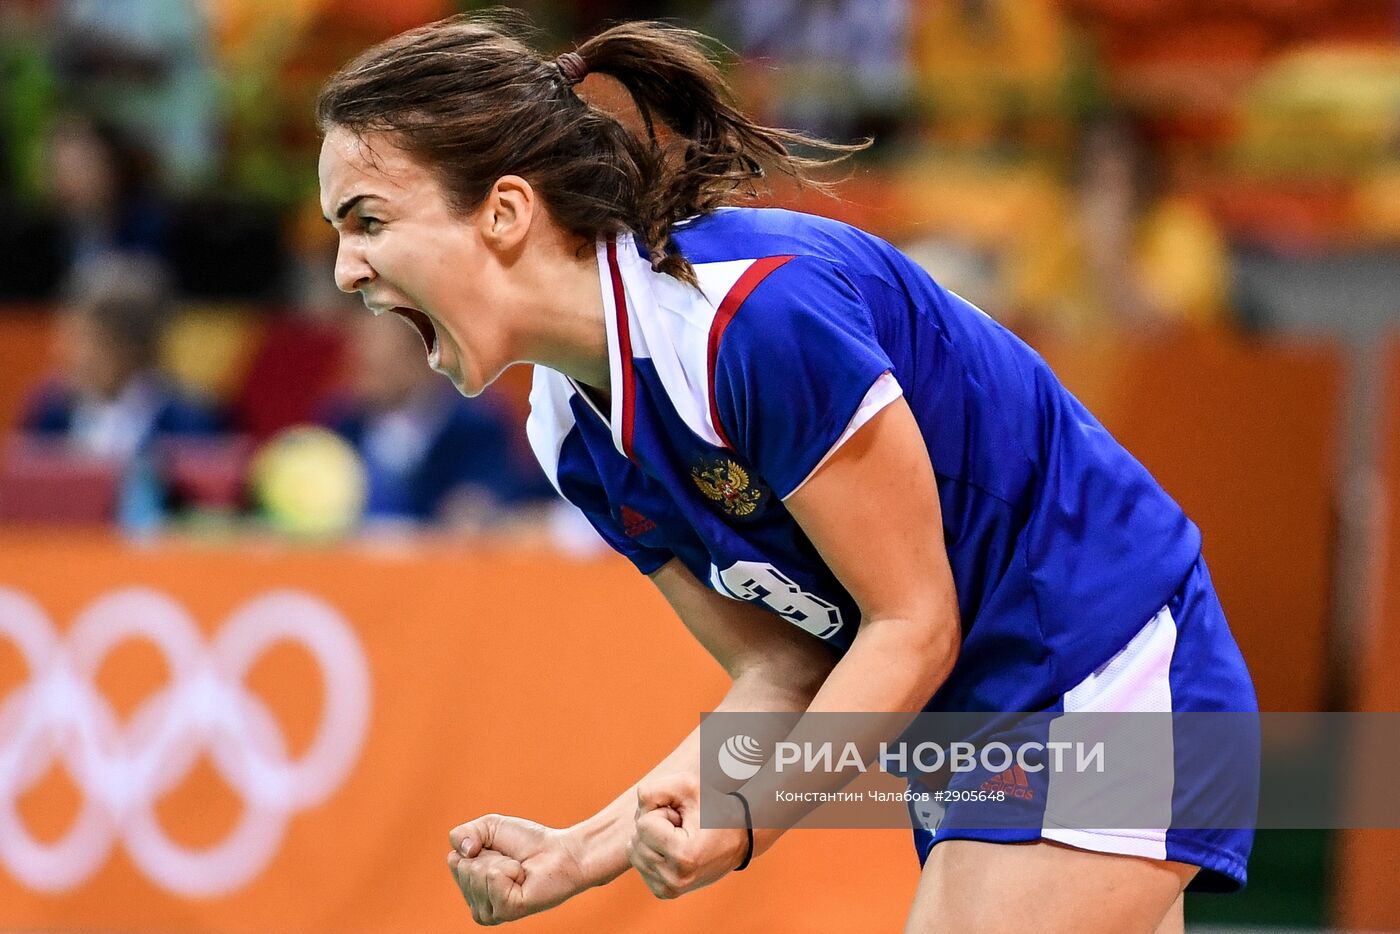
[
  {"x1": 744, "y1": 611, "x2": 961, "y2": 856},
  {"x1": 562, "y1": 667, "x2": 823, "y2": 886},
  {"x1": 807, "y1": 609, "x2": 959, "y2": 715}
]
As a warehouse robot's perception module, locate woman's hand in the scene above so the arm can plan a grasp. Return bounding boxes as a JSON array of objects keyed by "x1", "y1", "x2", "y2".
[
  {"x1": 627, "y1": 774, "x2": 749, "y2": 899},
  {"x1": 447, "y1": 815, "x2": 591, "y2": 925}
]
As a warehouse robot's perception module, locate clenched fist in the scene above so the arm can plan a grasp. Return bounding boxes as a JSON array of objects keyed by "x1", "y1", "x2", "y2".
[
  {"x1": 627, "y1": 774, "x2": 749, "y2": 900},
  {"x1": 448, "y1": 814, "x2": 590, "y2": 925}
]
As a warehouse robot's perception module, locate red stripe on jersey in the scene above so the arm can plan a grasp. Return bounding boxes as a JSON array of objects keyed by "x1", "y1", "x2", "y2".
[
  {"x1": 706, "y1": 255, "x2": 795, "y2": 450},
  {"x1": 605, "y1": 238, "x2": 637, "y2": 461}
]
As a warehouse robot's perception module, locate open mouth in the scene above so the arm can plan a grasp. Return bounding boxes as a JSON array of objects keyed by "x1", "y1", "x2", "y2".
[{"x1": 389, "y1": 306, "x2": 438, "y2": 360}]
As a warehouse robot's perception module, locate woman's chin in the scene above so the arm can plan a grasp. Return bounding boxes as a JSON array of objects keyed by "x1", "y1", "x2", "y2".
[
  {"x1": 448, "y1": 361, "x2": 491, "y2": 398},
  {"x1": 435, "y1": 344, "x2": 504, "y2": 398},
  {"x1": 454, "y1": 378, "x2": 485, "y2": 398}
]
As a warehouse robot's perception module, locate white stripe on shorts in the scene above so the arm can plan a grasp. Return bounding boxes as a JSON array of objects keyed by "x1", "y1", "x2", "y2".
[{"x1": 1041, "y1": 603, "x2": 1178, "y2": 860}]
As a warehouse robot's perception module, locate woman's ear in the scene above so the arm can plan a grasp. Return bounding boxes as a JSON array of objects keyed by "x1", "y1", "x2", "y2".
[{"x1": 480, "y1": 175, "x2": 535, "y2": 252}]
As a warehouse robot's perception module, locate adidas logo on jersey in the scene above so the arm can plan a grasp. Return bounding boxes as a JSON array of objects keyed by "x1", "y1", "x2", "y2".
[
  {"x1": 621, "y1": 506, "x2": 657, "y2": 538},
  {"x1": 980, "y1": 765, "x2": 1035, "y2": 800}
]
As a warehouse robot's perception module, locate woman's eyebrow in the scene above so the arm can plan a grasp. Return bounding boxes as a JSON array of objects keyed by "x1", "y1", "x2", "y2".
[{"x1": 324, "y1": 193, "x2": 379, "y2": 224}]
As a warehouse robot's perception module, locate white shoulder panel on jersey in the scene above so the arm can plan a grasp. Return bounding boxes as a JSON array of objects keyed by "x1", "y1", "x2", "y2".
[
  {"x1": 610, "y1": 240, "x2": 756, "y2": 448},
  {"x1": 783, "y1": 369, "x2": 904, "y2": 500},
  {"x1": 525, "y1": 365, "x2": 577, "y2": 496}
]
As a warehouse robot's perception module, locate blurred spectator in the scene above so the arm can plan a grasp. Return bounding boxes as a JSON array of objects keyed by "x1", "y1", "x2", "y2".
[
  {"x1": 45, "y1": 112, "x2": 170, "y2": 273},
  {"x1": 320, "y1": 313, "x2": 554, "y2": 530},
  {"x1": 1008, "y1": 117, "x2": 1233, "y2": 338},
  {"x1": 0, "y1": 109, "x2": 170, "y2": 302},
  {"x1": 1078, "y1": 118, "x2": 1232, "y2": 330},
  {"x1": 911, "y1": 0, "x2": 1086, "y2": 147},
  {"x1": 715, "y1": 0, "x2": 912, "y2": 141},
  {"x1": 47, "y1": 0, "x2": 219, "y2": 189},
  {"x1": 20, "y1": 253, "x2": 227, "y2": 461}
]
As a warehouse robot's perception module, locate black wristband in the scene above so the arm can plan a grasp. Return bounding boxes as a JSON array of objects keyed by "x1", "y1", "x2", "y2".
[{"x1": 727, "y1": 790, "x2": 754, "y2": 871}]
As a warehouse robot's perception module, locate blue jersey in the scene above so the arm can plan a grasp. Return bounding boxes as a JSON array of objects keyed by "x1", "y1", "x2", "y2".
[{"x1": 526, "y1": 207, "x2": 1202, "y2": 712}]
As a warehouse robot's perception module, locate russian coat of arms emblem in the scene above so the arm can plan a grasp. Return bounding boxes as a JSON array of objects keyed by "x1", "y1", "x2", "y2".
[{"x1": 691, "y1": 458, "x2": 765, "y2": 517}]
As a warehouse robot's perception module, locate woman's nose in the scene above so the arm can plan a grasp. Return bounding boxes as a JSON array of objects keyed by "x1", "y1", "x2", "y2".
[{"x1": 334, "y1": 240, "x2": 374, "y2": 294}]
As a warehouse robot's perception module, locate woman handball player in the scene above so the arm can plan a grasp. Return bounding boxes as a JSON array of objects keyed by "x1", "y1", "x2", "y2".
[{"x1": 316, "y1": 13, "x2": 1257, "y2": 931}]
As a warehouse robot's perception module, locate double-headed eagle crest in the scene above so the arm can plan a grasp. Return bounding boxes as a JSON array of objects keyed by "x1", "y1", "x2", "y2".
[{"x1": 691, "y1": 458, "x2": 764, "y2": 517}]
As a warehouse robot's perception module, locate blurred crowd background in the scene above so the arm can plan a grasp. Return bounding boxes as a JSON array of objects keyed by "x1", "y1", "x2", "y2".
[
  {"x1": 1, "y1": 1, "x2": 1400, "y2": 931},
  {"x1": 0, "y1": 0, "x2": 1397, "y2": 539}
]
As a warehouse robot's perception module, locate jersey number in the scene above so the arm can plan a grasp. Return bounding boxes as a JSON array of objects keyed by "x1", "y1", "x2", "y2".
[{"x1": 710, "y1": 560, "x2": 844, "y2": 639}]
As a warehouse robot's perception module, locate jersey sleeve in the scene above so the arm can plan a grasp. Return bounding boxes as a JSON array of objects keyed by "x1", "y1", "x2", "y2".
[{"x1": 711, "y1": 256, "x2": 901, "y2": 499}]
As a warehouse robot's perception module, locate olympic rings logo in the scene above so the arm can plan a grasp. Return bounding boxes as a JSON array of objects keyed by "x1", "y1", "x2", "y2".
[{"x1": 0, "y1": 587, "x2": 371, "y2": 897}]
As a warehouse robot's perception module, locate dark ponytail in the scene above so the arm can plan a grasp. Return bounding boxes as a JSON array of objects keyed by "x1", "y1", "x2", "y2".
[{"x1": 317, "y1": 11, "x2": 866, "y2": 286}]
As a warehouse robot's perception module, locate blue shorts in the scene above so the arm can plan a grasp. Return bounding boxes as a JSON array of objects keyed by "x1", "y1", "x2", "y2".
[{"x1": 910, "y1": 554, "x2": 1258, "y2": 892}]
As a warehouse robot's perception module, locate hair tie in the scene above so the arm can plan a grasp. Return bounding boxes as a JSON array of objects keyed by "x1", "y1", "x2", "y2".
[{"x1": 556, "y1": 51, "x2": 589, "y2": 86}]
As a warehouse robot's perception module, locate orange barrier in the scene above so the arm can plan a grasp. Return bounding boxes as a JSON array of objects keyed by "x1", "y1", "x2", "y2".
[
  {"x1": 0, "y1": 533, "x2": 919, "y2": 933},
  {"x1": 1038, "y1": 330, "x2": 1344, "y2": 711},
  {"x1": 1335, "y1": 337, "x2": 1400, "y2": 932}
]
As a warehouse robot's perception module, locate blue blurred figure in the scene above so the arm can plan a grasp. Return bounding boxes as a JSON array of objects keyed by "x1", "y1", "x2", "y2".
[
  {"x1": 22, "y1": 253, "x2": 224, "y2": 458},
  {"x1": 46, "y1": 114, "x2": 170, "y2": 272},
  {"x1": 322, "y1": 312, "x2": 553, "y2": 530}
]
